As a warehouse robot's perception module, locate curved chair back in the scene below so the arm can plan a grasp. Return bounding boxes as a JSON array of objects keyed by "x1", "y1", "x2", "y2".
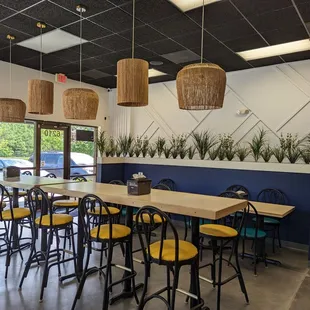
[
  {"x1": 242, "y1": 202, "x2": 260, "y2": 239},
  {"x1": 219, "y1": 190, "x2": 242, "y2": 199},
  {"x1": 109, "y1": 180, "x2": 125, "y2": 185},
  {"x1": 158, "y1": 178, "x2": 176, "y2": 191},
  {"x1": 136, "y1": 205, "x2": 179, "y2": 266},
  {"x1": 0, "y1": 184, "x2": 14, "y2": 221},
  {"x1": 152, "y1": 183, "x2": 171, "y2": 191},
  {"x1": 27, "y1": 187, "x2": 53, "y2": 226},
  {"x1": 257, "y1": 188, "x2": 286, "y2": 205},
  {"x1": 226, "y1": 185, "x2": 249, "y2": 199},
  {"x1": 22, "y1": 171, "x2": 32, "y2": 176},
  {"x1": 45, "y1": 173, "x2": 57, "y2": 179},
  {"x1": 72, "y1": 175, "x2": 87, "y2": 182}
]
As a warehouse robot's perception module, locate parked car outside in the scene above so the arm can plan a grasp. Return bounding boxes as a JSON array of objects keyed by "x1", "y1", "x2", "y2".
[
  {"x1": 28, "y1": 152, "x2": 94, "y2": 177},
  {"x1": 0, "y1": 158, "x2": 49, "y2": 176}
]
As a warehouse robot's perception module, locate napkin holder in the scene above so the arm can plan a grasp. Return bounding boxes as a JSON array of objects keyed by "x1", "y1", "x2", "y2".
[
  {"x1": 3, "y1": 166, "x2": 20, "y2": 179},
  {"x1": 127, "y1": 178, "x2": 152, "y2": 195}
]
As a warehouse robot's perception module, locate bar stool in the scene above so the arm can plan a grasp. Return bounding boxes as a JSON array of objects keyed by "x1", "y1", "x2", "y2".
[
  {"x1": 71, "y1": 194, "x2": 139, "y2": 310},
  {"x1": 198, "y1": 197, "x2": 249, "y2": 310},
  {"x1": 136, "y1": 205, "x2": 206, "y2": 310},
  {"x1": 0, "y1": 184, "x2": 31, "y2": 278},
  {"x1": 19, "y1": 187, "x2": 78, "y2": 301}
]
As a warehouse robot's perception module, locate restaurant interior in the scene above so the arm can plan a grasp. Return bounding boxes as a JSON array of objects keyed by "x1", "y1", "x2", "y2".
[{"x1": 0, "y1": 0, "x2": 310, "y2": 310}]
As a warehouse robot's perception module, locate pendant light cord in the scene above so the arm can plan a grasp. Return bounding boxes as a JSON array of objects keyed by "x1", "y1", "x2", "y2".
[
  {"x1": 9, "y1": 38, "x2": 12, "y2": 98},
  {"x1": 132, "y1": 0, "x2": 135, "y2": 59},
  {"x1": 40, "y1": 25, "x2": 43, "y2": 80},
  {"x1": 79, "y1": 9, "x2": 83, "y2": 87},
  {"x1": 200, "y1": 0, "x2": 205, "y2": 64}
]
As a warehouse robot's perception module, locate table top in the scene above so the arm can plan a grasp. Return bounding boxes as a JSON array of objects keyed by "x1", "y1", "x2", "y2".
[
  {"x1": 41, "y1": 182, "x2": 247, "y2": 220},
  {"x1": 249, "y1": 201, "x2": 295, "y2": 218},
  {"x1": 0, "y1": 175, "x2": 77, "y2": 189}
]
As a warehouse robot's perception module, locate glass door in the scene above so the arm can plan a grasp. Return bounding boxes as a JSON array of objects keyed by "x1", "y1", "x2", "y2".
[{"x1": 37, "y1": 123, "x2": 70, "y2": 179}]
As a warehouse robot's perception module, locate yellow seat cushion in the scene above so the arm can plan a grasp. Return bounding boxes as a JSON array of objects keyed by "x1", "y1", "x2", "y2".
[
  {"x1": 53, "y1": 200, "x2": 79, "y2": 208},
  {"x1": 8, "y1": 190, "x2": 27, "y2": 196},
  {"x1": 133, "y1": 213, "x2": 166, "y2": 224},
  {"x1": 90, "y1": 224, "x2": 131, "y2": 240},
  {"x1": 149, "y1": 240, "x2": 198, "y2": 262},
  {"x1": 88, "y1": 206, "x2": 120, "y2": 216},
  {"x1": 35, "y1": 214, "x2": 73, "y2": 227},
  {"x1": 1, "y1": 208, "x2": 31, "y2": 221},
  {"x1": 200, "y1": 224, "x2": 238, "y2": 238}
]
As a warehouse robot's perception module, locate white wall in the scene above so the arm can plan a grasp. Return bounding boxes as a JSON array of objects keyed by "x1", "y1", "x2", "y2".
[
  {"x1": 109, "y1": 59, "x2": 310, "y2": 152},
  {"x1": 0, "y1": 60, "x2": 109, "y2": 129}
]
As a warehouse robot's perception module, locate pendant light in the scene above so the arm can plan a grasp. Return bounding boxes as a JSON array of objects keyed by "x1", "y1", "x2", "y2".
[
  {"x1": 176, "y1": 0, "x2": 226, "y2": 110},
  {"x1": 62, "y1": 4, "x2": 99, "y2": 120},
  {"x1": 0, "y1": 35, "x2": 26, "y2": 123},
  {"x1": 28, "y1": 22, "x2": 54, "y2": 115},
  {"x1": 117, "y1": 0, "x2": 149, "y2": 107}
]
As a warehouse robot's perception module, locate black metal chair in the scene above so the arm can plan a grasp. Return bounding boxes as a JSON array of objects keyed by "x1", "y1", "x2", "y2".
[
  {"x1": 109, "y1": 180, "x2": 125, "y2": 185},
  {"x1": 71, "y1": 194, "x2": 139, "y2": 310},
  {"x1": 136, "y1": 205, "x2": 205, "y2": 310},
  {"x1": 158, "y1": 178, "x2": 176, "y2": 191},
  {"x1": 253, "y1": 188, "x2": 287, "y2": 253},
  {"x1": 0, "y1": 184, "x2": 31, "y2": 278},
  {"x1": 19, "y1": 187, "x2": 77, "y2": 301},
  {"x1": 22, "y1": 171, "x2": 32, "y2": 176},
  {"x1": 45, "y1": 173, "x2": 57, "y2": 178},
  {"x1": 198, "y1": 195, "x2": 249, "y2": 310},
  {"x1": 226, "y1": 184, "x2": 250, "y2": 199}
]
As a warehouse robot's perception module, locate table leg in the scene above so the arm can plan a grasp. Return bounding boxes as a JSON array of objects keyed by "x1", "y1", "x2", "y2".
[
  {"x1": 40, "y1": 196, "x2": 48, "y2": 253},
  {"x1": 12, "y1": 187, "x2": 19, "y2": 249},
  {"x1": 190, "y1": 216, "x2": 200, "y2": 308},
  {"x1": 77, "y1": 198, "x2": 85, "y2": 274}
]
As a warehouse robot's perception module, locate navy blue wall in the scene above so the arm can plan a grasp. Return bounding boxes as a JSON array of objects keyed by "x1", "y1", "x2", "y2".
[
  {"x1": 96, "y1": 163, "x2": 124, "y2": 183},
  {"x1": 98, "y1": 163, "x2": 310, "y2": 245}
]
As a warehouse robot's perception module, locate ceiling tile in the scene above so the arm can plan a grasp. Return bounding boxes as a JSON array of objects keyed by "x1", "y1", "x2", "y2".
[
  {"x1": 231, "y1": 0, "x2": 293, "y2": 16},
  {"x1": 281, "y1": 50, "x2": 310, "y2": 62},
  {"x1": 94, "y1": 34, "x2": 131, "y2": 51},
  {"x1": 224, "y1": 34, "x2": 268, "y2": 52},
  {"x1": 72, "y1": 42, "x2": 111, "y2": 57},
  {"x1": 122, "y1": 0, "x2": 181, "y2": 23},
  {"x1": 51, "y1": 0, "x2": 114, "y2": 17},
  {"x1": 249, "y1": 56, "x2": 284, "y2": 67},
  {"x1": 97, "y1": 65, "x2": 117, "y2": 76},
  {"x1": 91, "y1": 76, "x2": 117, "y2": 88},
  {"x1": 247, "y1": 7, "x2": 301, "y2": 33},
  {"x1": 186, "y1": 1, "x2": 242, "y2": 29},
  {"x1": 206, "y1": 52, "x2": 252, "y2": 71},
  {"x1": 149, "y1": 62, "x2": 181, "y2": 76},
  {"x1": 45, "y1": 62, "x2": 89, "y2": 75},
  {"x1": 0, "y1": 45, "x2": 39, "y2": 62},
  {"x1": 0, "y1": 4, "x2": 15, "y2": 20},
  {"x1": 82, "y1": 69, "x2": 110, "y2": 79},
  {"x1": 23, "y1": 1, "x2": 79, "y2": 28},
  {"x1": 173, "y1": 30, "x2": 218, "y2": 49},
  {"x1": 120, "y1": 25, "x2": 166, "y2": 45},
  {"x1": 261, "y1": 24, "x2": 308, "y2": 45},
  {"x1": 97, "y1": 50, "x2": 130, "y2": 64},
  {"x1": 297, "y1": 2, "x2": 310, "y2": 22},
  {"x1": 49, "y1": 47, "x2": 80, "y2": 62},
  {"x1": 151, "y1": 14, "x2": 200, "y2": 38},
  {"x1": 80, "y1": 57, "x2": 109, "y2": 69},
  {"x1": 149, "y1": 74, "x2": 175, "y2": 84},
  {"x1": 66, "y1": 72, "x2": 95, "y2": 83},
  {"x1": 0, "y1": 24, "x2": 32, "y2": 43},
  {"x1": 0, "y1": 0, "x2": 42, "y2": 11},
  {"x1": 15, "y1": 55, "x2": 40, "y2": 70},
  {"x1": 62, "y1": 19, "x2": 112, "y2": 41},
  {"x1": 2, "y1": 13, "x2": 53, "y2": 37},
  {"x1": 106, "y1": 0, "x2": 131, "y2": 5},
  {"x1": 161, "y1": 49, "x2": 200, "y2": 64},
  {"x1": 143, "y1": 38, "x2": 185, "y2": 55},
  {"x1": 89, "y1": 7, "x2": 142, "y2": 33},
  {"x1": 0, "y1": 38, "x2": 8, "y2": 48}
]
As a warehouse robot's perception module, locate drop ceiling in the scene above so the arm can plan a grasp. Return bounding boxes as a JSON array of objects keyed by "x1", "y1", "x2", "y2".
[{"x1": 0, "y1": 0, "x2": 309, "y2": 89}]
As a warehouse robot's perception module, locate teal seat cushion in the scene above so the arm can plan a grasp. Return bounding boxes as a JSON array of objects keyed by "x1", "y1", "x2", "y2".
[
  {"x1": 240, "y1": 228, "x2": 266, "y2": 239},
  {"x1": 252, "y1": 217, "x2": 280, "y2": 225}
]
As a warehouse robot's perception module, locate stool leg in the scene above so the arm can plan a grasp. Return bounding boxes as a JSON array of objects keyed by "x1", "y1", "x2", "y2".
[
  {"x1": 277, "y1": 225, "x2": 282, "y2": 248},
  {"x1": 216, "y1": 240, "x2": 223, "y2": 310},
  {"x1": 211, "y1": 239, "x2": 217, "y2": 287},
  {"x1": 5, "y1": 222, "x2": 14, "y2": 279},
  {"x1": 63, "y1": 226, "x2": 68, "y2": 260},
  {"x1": 167, "y1": 265, "x2": 171, "y2": 305},
  {"x1": 129, "y1": 240, "x2": 139, "y2": 305},
  {"x1": 70, "y1": 224, "x2": 79, "y2": 281},
  {"x1": 272, "y1": 228, "x2": 276, "y2": 253},
  {"x1": 138, "y1": 258, "x2": 149, "y2": 310},
  {"x1": 102, "y1": 242, "x2": 114, "y2": 310},
  {"x1": 171, "y1": 265, "x2": 180, "y2": 310},
  {"x1": 253, "y1": 239, "x2": 257, "y2": 276},
  {"x1": 54, "y1": 229, "x2": 62, "y2": 277}
]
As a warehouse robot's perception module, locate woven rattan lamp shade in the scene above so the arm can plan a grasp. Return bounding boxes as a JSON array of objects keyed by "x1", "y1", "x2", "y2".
[
  {"x1": 176, "y1": 63, "x2": 226, "y2": 110},
  {"x1": 28, "y1": 79, "x2": 54, "y2": 114},
  {"x1": 63, "y1": 88, "x2": 99, "y2": 120},
  {"x1": 117, "y1": 58, "x2": 149, "y2": 107},
  {"x1": 0, "y1": 98, "x2": 26, "y2": 123}
]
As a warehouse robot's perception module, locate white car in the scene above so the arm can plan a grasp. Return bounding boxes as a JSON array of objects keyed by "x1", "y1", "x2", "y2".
[{"x1": 0, "y1": 158, "x2": 49, "y2": 176}]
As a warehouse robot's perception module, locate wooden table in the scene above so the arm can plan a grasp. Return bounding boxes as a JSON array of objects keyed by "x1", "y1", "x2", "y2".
[
  {"x1": 249, "y1": 201, "x2": 295, "y2": 218},
  {"x1": 42, "y1": 182, "x2": 247, "y2": 307}
]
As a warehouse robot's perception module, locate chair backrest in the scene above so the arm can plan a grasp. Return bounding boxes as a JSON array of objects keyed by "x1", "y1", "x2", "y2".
[
  {"x1": 22, "y1": 170, "x2": 32, "y2": 176},
  {"x1": 152, "y1": 183, "x2": 171, "y2": 191},
  {"x1": 27, "y1": 187, "x2": 53, "y2": 226},
  {"x1": 219, "y1": 190, "x2": 243, "y2": 199},
  {"x1": 158, "y1": 178, "x2": 176, "y2": 191},
  {"x1": 45, "y1": 173, "x2": 57, "y2": 178},
  {"x1": 136, "y1": 205, "x2": 180, "y2": 266},
  {"x1": 0, "y1": 184, "x2": 14, "y2": 221},
  {"x1": 109, "y1": 180, "x2": 125, "y2": 185},
  {"x1": 242, "y1": 201, "x2": 261, "y2": 239},
  {"x1": 79, "y1": 194, "x2": 115, "y2": 245},
  {"x1": 257, "y1": 188, "x2": 286, "y2": 205},
  {"x1": 226, "y1": 184, "x2": 249, "y2": 199},
  {"x1": 72, "y1": 175, "x2": 87, "y2": 182}
]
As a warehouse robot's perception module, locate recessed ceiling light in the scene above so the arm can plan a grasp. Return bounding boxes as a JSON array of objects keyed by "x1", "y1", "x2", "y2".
[
  {"x1": 150, "y1": 60, "x2": 164, "y2": 66},
  {"x1": 168, "y1": 0, "x2": 220, "y2": 12},
  {"x1": 17, "y1": 29, "x2": 88, "y2": 54},
  {"x1": 237, "y1": 39, "x2": 310, "y2": 61},
  {"x1": 115, "y1": 69, "x2": 167, "y2": 78}
]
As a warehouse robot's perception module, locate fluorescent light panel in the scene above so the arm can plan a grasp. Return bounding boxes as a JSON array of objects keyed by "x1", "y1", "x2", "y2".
[
  {"x1": 115, "y1": 69, "x2": 167, "y2": 78},
  {"x1": 18, "y1": 29, "x2": 88, "y2": 54},
  {"x1": 237, "y1": 39, "x2": 310, "y2": 61},
  {"x1": 168, "y1": 0, "x2": 220, "y2": 12}
]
